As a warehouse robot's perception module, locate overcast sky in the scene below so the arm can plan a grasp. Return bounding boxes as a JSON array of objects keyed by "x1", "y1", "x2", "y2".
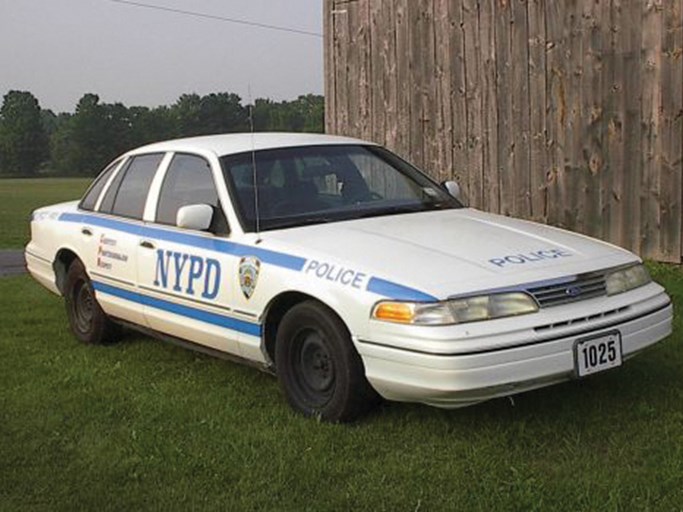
[{"x1": 0, "y1": 0, "x2": 324, "y2": 113}]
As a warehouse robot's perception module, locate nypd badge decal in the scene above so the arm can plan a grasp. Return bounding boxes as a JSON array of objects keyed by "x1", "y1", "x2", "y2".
[{"x1": 239, "y1": 256, "x2": 261, "y2": 299}]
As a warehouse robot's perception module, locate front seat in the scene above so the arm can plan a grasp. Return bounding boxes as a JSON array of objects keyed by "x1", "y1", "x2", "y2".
[{"x1": 272, "y1": 181, "x2": 328, "y2": 215}]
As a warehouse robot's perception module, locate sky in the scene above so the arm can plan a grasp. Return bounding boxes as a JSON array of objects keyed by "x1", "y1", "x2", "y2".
[{"x1": 0, "y1": 0, "x2": 324, "y2": 113}]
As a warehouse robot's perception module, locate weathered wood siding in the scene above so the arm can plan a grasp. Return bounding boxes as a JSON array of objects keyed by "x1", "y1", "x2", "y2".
[{"x1": 324, "y1": 0, "x2": 683, "y2": 263}]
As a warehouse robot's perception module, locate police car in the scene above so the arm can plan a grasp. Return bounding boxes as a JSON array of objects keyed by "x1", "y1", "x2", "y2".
[{"x1": 25, "y1": 133, "x2": 673, "y2": 421}]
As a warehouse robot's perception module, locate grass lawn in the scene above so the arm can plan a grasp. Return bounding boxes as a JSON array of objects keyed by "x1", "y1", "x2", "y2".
[
  {"x1": 0, "y1": 178, "x2": 90, "y2": 249},
  {"x1": 0, "y1": 264, "x2": 681, "y2": 510}
]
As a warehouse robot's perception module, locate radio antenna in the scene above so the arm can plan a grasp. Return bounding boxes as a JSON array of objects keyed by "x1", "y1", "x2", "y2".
[{"x1": 247, "y1": 85, "x2": 262, "y2": 243}]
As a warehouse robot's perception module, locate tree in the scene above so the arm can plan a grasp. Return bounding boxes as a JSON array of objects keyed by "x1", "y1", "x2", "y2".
[
  {"x1": 52, "y1": 94, "x2": 139, "y2": 175},
  {"x1": 294, "y1": 94, "x2": 324, "y2": 133},
  {"x1": 173, "y1": 93, "x2": 203, "y2": 136},
  {"x1": 0, "y1": 90, "x2": 49, "y2": 175},
  {"x1": 51, "y1": 93, "x2": 107, "y2": 175},
  {"x1": 0, "y1": 89, "x2": 324, "y2": 176},
  {"x1": 251, "y1": 98, "x2": 275, "y2": 131},
  {"x1": 174, "y1": 92, "x2": 249, "y2": 136},
  {"x1": 128, "y1": 105, "x2": 176, "y2": 147},
  {"x1": 250, "y1": 95, "x2": 324, "y2": 134},
  {"x1": 199, "y1": 92, "x2": 249, "y2": 134}
]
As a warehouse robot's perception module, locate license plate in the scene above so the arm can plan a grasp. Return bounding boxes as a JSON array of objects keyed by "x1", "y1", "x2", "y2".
[{"x1": 574, "y1": 331, "x2": 622, "y2": 377}]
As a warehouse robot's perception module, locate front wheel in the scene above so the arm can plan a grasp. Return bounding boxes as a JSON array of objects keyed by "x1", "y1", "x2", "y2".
[
  {"x1": 275, "y1": 301, "x2": 379, "y2": 422},
  {"x1": 64, "y1": 260, "x2": 119, "y2": 344}
]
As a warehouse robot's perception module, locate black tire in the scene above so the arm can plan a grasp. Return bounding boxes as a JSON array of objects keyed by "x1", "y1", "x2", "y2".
[
  {"x1": 275, "y1": 301, "x2": 379, "y2": 422},
  {"x1": 64, "y1": 259, "x2": 119, "y2": 344}
]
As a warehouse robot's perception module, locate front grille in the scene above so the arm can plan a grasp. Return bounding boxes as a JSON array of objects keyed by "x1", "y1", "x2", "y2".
[
  {"x1": 527, "y1": 272, "x2": 607, "y2": 308},
  {"x1": 534, "y1": 306, "x2": 629, "y2": 332}
]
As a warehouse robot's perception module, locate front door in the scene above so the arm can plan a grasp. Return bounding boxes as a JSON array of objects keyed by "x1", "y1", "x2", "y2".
[{"x1": 136, "y1": 153, "x2": 245, "y2": 355}]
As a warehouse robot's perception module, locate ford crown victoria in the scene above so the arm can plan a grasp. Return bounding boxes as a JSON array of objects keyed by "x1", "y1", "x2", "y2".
[{"x1": 25, "y1": 133, "x2": 673, "y2": 421}]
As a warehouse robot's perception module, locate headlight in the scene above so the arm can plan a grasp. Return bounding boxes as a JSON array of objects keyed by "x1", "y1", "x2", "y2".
[
  {"x1": 605, "y1": 264, "x2": 651, "y2": 296},
  {"x1": 371, "y1": 292, "x2": 538, "y2": 325}
]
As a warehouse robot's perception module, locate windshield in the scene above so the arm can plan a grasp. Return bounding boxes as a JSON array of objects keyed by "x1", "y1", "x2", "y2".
[{"x1": 220, "y1": 144, "x2": 462, "y2": 231}]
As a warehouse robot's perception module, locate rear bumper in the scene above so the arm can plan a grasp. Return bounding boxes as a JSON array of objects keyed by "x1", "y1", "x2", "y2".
[
  {"x1": 356, "y1": 291, "x2": 673, "y2": 408},
  {"x1": 25, "y1": 247, "x2": 60, "y2": 295}
]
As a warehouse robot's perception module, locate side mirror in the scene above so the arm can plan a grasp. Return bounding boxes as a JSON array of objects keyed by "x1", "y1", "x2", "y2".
[
  {"x1": 442, "y1": 180, "x2": 461, "y2": 200},
  {"x1": 176, "y1": 204, "x2": 213, "y2": 231}
]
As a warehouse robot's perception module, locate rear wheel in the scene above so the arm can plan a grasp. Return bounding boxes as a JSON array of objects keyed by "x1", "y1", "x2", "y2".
[
  {"x1": 64, "y1": 260, "x2": 119, "y2": 344},
  {"x1": 275, "y1": 301, "x2": 379, "y2": 422}
]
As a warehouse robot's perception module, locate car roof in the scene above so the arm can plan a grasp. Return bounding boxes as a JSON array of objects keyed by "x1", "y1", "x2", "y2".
[{"x1": 128, "y1": 132, "x2": 374, "y2": 158}]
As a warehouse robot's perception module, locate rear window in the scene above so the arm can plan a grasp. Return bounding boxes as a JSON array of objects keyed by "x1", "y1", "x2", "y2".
[
  {"x1": 79, "y1": 159, "x2": 122, "y2": 211},
  {"x1": 99, "y1": 153, "x2": 164, "y2": 220}
]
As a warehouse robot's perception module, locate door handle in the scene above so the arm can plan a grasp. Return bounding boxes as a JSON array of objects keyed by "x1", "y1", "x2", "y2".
[
  {"x1": 140, "y1": 240, "x2": 155, "y2": 250},
  {"x1": 81, "y1": 227, "x2": 93, "y2": 236}
]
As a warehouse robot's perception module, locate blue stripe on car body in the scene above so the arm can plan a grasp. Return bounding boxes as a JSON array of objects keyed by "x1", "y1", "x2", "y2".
[
  {"x1": 92, "y1": 281, "x2": 262, "y2": 337},
  {"x1": 366, "y1": 277, "x2": 438, "y2": 302}
]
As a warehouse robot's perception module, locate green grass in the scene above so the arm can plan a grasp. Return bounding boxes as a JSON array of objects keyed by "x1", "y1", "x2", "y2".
[
  {"x1": 0, "y1": 178, "x2": 90, "y2": 249},
  {"x1": 1, "y1": 267, "x2": 682, "y2": 511},
  {"x1": 1, "y1": 178, "x2": 682, "y2": 508}
]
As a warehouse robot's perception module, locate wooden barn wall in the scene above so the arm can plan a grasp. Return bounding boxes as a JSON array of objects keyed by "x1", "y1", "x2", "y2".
[{"x1": 324, "y1": 0, "x2": 683, "y2": 263}]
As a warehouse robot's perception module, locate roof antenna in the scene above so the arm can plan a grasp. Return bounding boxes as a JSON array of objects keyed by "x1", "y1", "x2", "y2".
[{"x1": 247, "y1": 84, "x2": 262, "y2": 244}]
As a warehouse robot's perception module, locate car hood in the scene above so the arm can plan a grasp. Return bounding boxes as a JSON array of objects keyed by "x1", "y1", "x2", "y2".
[{"x1": 262, "y1": 208, "x2": 637, "y2": 299}]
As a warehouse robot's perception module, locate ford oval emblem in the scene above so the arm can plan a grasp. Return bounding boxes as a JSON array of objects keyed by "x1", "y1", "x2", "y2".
[{"x1": 565, "y1": 285, "x2": 582, "y2": 297}]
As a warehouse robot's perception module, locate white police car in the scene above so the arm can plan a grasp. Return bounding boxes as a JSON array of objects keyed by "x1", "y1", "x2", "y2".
[{"x1": 25, "y1": 133, "x2": 673, "y2": 421}]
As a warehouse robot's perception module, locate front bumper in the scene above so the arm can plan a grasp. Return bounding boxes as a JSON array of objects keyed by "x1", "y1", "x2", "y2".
[{"x1": 356, "y1": 285, "x2": 673, "y2": 408}]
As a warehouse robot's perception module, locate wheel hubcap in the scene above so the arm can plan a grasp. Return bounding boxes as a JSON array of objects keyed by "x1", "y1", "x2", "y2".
[
  {"x1": 294, "y1": 329, "x2": 335, "y2": 403},
  {"x1": 73, "y1": 280, "x2": 94, "y2": 333}
]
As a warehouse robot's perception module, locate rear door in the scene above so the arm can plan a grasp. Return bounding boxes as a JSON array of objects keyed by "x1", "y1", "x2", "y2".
[{"x1": 86, "y1": 153, "x2": 167, "y2": 326}]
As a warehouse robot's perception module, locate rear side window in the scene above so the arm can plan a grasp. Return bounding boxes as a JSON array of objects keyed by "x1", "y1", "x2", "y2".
[
  {"x1": 156, "y1": 154, "x2": 219, "y2": 225},
  {"x1": 99, "y1": 153, "x2": 163, "y2": 219},
  {"x1": 79, "y1": 159, "x2": 121, "y2": 211}
]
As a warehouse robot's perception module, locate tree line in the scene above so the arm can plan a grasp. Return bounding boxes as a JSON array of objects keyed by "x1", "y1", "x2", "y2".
[{"x1": 0, "y1": 90, "x2": 324, "y2": 177}]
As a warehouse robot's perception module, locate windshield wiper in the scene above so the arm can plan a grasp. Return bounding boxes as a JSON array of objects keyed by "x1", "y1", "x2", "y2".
[
  {"x1": 263, "y1": 216, "x2": 337, "y2": 230},
  {"x1": 354, "y1": 202, "x2": 449, "y2": 219}
]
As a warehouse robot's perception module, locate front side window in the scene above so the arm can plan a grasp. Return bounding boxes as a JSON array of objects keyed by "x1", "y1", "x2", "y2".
[
  {"x1": 79, "y1": 158, "x2": 122, "y2": 211},
  {"x1": 221, "y1": 145, "x2": 461, "y2": 231},
  {"x1": 99, "y1": 153, "x2": 163, "y2": 219},
  {"x1": 156, "y1": 154, "x2": 220, "y2": 226}
]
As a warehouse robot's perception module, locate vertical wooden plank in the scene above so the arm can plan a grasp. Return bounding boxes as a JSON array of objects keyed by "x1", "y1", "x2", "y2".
[
  {"x1": 528, "y1": 0, "x2": 547, "y2": 222},
  {"x1": 599, "y1": 0, "x2": 614, "y2": 244},
  {"x1": 323, "y1": 0, "x2": 335, "y2": 134},
  {"x1": 463, "y1": 0, "x2": 484, "y2": 208},
  {"x1": 640, "y1": 0, "x2": 663, "y2": 259},
  {"x1": 369, "y1": 0, "x2": 384, "y2": 144},
  {"x1": 607, "y1": 0, "x2": 626, "y2": 249},
  {"x1": 545, "y1": 1, "x2": 568, "y2": 228},
  {"x1": 510, "y1": 0, "x2": 531, "y2": 218},
  {"x1": 480, "y1": 0, "x2": 499, "y2": 213},
  {"x1": 563, "y1": 0, "x2": 583, "y2": 231},
  {"x1": 406, "y1": 1, "x2": 424, "y2": 168},
  {"x1": 394, "y1": 0, "x2": 411, "y2": 159},
  {"x1": 358, "y1": 0, "x2": 372, "y2": 141},
  {"x1": 381, "y1": 0, "x2": 400, "y2": 151},
  {"x1": 344, "y1": 1, "x2": 360, "y2": 138},
  {"x1": 659, "y1": 0, "x2": 683, "y2": 262},
  {"x1": 449, "y1": 0, "x2": 468, "y2": 189},
  {"x1": 579, "y1": 0, "x2": 605, "y2": 239},
  {"x1": 434, "y1": 0, "x2": 455, "y2": 182},
  {"x1": 620, "y1": 1, "x2": 643, "y2": 253},
  {"x1": 332, "y1": 0, "x2": 350, "y2": 136},
  {"x1": 495, "y1": 0, "x2": 514, "y2": 216},
  {"x1": 420, "y1": 0, "x2": 439, "y2": 177}
]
